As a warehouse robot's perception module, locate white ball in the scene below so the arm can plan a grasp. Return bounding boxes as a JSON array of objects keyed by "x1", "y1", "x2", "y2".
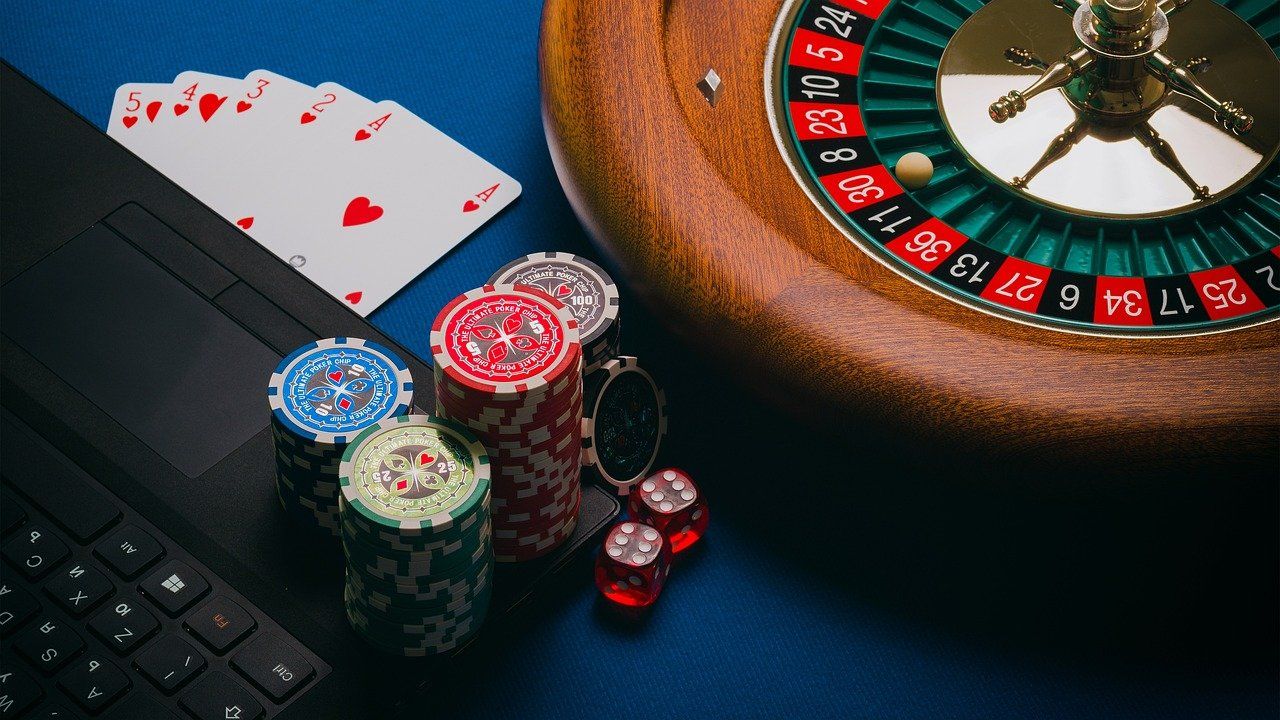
[{"x1": 894, "y1": 152, "x2": 934, "y2": 190}]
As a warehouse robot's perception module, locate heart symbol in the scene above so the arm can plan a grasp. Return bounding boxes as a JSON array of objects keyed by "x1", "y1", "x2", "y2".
[
  {"x1": 344, "y1": 291, "x2": 363, "y2": 305},
  {"x1": 173, "y1": 103, "x2": 189, "y2": 116},
  {"x1": 145, "y1": 101, "x2": 162, "y2": 122},
  {"x1": 354, "y1": 129, "x2": 371, "y2": 141},
  {"x1": 235, "y1": 216, "x2": 254, "y2": 229},
  {"x1": 462, "y1": 200, "x2": 480, "y2": 213},
  {"x1": 342, "y1": 197, "x2": 383, "y2": 227},
  {"x1": 328, "y1": 369, "x2": 344, "y2": 383},
  {"x1": 300, "y1": 112, "x2": 316, "y2": 124},
  {"x1": 121, "y1": 116, "x2": 138, "y2": 129},
  {"x1": 236, "y1": 100, "x2": 252, "y2": 113},
  {"x1": 198, "y1": 93, "x2": 227, "y2": 122},
  {"x1": 417, "y1": 451, "x2": 436, "y2": 465}
]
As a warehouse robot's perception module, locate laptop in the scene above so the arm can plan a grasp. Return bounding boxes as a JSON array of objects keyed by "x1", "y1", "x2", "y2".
[{"x1": 0, "y1": 61, "x2": 619, "y2": 719}]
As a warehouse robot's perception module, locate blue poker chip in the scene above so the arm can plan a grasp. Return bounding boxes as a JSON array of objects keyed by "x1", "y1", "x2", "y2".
[{"x1": 267, "y1": 337, "x2": 414, "y2": 446}]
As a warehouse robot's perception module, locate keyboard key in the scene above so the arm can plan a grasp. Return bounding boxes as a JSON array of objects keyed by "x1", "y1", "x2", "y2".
[
  {"x1": 44, "y1": 564, "x2": 113, "y2": 616},
  {"x1": 0, "y1": 428, "x2": 120, "y2": 542},
  {"x1": 14, "y1": 617, "x2": 84, "y2": 673},
  {"x1": 57, "y1": 654, "x2": 130, "y2": 714},
  {"x1": 135, "y1": 633, "x2": 207, "y2": 693},
  {"x1": 0, "y1": 583, "x2": 39, "y2": 636},
  {"x1": 88, "y1": 598, "x2": 158, "y2": 656},
  {"x1": 0, "y1": 666, "x2": 42, "y2": 717},
  {"x1": 2, "y1": 525, "x2": 68, "y2": 580},
  {"x1": 94, "y1": 525, "x2": 162, "y2": 579},
  {"x1": 185, "y1": 596, "x2": 256, "y2": 654},
  {"x1": 139, "y1": 560, "x2": 208, "y2": 617},
  {"x1": 31, "y1": 702, "x2": 76, "y2": 719},
  {"x1": 230, "y1": 632, "x2": 314, "y2": 703},
  {"x1": 105, "y1": 693, "x2": 181, "y2": 720},
  {"x1": 180, "y1": 671, "x2": 264, "y2": 720},
  {"x1": 0, "y1": 494, "x2": 25, "y2": 536}
]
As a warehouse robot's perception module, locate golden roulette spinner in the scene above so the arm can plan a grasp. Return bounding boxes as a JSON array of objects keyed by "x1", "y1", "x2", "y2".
[{"x1": 541, "y1": 0, "x2": 1280, "y2": 468}]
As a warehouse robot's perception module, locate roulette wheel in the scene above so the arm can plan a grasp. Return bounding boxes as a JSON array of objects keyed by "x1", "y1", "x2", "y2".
[{"x1": 540, "y1": 0, "x2": 1279, "y2": 469}]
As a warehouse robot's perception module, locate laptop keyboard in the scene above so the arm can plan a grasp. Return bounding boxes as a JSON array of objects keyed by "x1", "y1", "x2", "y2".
[{"x1": 0, "y1": 415, "x2": 327, "y2": 719}]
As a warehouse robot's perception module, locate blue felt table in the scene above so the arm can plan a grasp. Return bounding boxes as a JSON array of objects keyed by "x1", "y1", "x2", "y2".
[{"x1": 4, "y1": 2, "x2": 1276, "y2": 718}]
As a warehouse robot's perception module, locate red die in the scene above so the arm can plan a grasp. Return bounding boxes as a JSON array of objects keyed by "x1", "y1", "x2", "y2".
[
  {"x1": 627, "y1": 468, "x2": 707, "y2": 553},
  {"x1": 594, "y1": 522, "x2": 671, "y2": 607}
]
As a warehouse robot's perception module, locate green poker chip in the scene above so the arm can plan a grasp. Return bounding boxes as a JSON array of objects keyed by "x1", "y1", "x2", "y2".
[
  {"x1": 339, "y1": 415, "x2": 490, "y2": 536},
  {"x1": 338, "y1": 414, "x2": 494, "y2": 656}
]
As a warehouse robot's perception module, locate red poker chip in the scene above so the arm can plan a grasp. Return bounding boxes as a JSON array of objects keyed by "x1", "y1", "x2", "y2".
[
  {"x1": 492, "y1": 481, "x2": 580, "y2": 518},
  {"x1": 441, "y1": 400, "x2": 581, "y2": 438},
  {"x1": 487, "y1": 446, "x2": 579, "y2": 480},
  {"x1": 487, "y1": 411, "x2": 582, "y2": 448},
  {"x1": 492, "y1": 469, "x2": 578, "y2": 500},
  {"x1": 492, "y1": 445, "x2": 581, "y2": 475},
  {"x1": 492, "y1": 494, "x2": 578, "y2": 534},
  {"x1": 438, "y1": 382, "x2": 582, "y2": 425},
  {"x1": 496, "y1": 447, "x2": 580, "y2": 473},
  {"x1": 494, "y1": 473, "x2": 579, "y2": 506},
  {"x1": 436, "y1": 350, "x2": 582, "y2": 401},
  {"x1": 491, "y1": 486, "x2": 577, "y2": 517},
  {"x1": 430, "y1": 284, "x2": 581, "y2": 399},
  {"x1": 456, "y1": 382, "x2": 582, "y2": 422},
  {"x1": 491, "y1": 451, "x2": 581, "y2": 482},
  {"x1": 493, "y1": 447, "x2": 580, "y2": 472},
  {"x1": 455, "y1": 399, "x2": 582, "y2": 439},
  {"x1": 435, "y1": 366, "x2": 581, "y2": 414},
  {"x1": 494, "y1": 513, "x2": 580, "y2": 562},
  {"x1": 492, "y1": 499, "x2": 578, "y2": 541}
]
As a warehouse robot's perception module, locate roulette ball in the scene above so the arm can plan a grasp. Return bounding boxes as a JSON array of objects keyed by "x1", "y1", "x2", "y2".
[{"x1": 540, "y1": 0, "x2": 1279, "y2": 471}]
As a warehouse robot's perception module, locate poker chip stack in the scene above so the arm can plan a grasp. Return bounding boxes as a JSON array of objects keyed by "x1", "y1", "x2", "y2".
[
  {"x1": 339, "y1": 415, "x2": 493, "y2": 656},
  {"x1": 431, "y1": 284, "x2": 584, "y2": 562},
  {"x1": 489, "y1": 252, "x2": 621, "y2": 374},
  {"x1": 268, "y1": 338, "x2": 414, "y2": 536}
]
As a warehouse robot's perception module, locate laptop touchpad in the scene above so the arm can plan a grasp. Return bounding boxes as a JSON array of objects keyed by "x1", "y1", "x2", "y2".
[{"x1": 1, "y1": 224, "x2": 280, "y2": 477}]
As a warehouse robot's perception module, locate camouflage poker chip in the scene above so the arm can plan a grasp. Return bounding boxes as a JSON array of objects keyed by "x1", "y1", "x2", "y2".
[{"x1": 339, "y1": 415, "x2": 490, "y2": 536}]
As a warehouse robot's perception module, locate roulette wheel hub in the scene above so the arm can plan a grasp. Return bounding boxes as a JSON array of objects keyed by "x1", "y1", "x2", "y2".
[
  {"x1": 934, "y1": 0, "x2": 1279, "y2": 218},
  {"x1": 540, "y1": 0, "x2": 1280, "y2": 470}
]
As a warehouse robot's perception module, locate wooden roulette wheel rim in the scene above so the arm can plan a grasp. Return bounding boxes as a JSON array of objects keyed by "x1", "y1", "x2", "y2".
[{"x1": 539, "y1": 0, "x2": 1279, "y2": 470}]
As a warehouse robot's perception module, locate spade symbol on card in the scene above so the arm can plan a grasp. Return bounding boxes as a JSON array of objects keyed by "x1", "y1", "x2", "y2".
[
  {"x1": 122, "y1": 116, "x2": 138, "y2": 129},
  {"x1": 198, "y1": 93, "x2": 227, "y2": 122},
  {"x1": 342, "y1": 197, "x2": 383, "y2": 227},
  {"x1": 145, "y1": 101, "x2": 162, "y2": 122},
  {"x1": 173, "y1": 103, "x2": 189, "y2": 116}
]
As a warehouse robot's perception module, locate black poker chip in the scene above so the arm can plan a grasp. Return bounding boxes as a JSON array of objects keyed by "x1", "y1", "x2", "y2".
[
  {"x1": 488, "y1": 252, "x2": 621, "y2": 373},
  {"x1": 581, "y1": 356, "x2": 667, "y2": 496}
]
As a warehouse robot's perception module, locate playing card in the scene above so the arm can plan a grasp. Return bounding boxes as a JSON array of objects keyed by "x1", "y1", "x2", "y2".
[
  {"x1": 108, "y1": 70, "x2": 520, "y2": 315},
  {"x1": 107, "y1": 82, "x2": 174, "y2": 152},
  {"x1": 243, "y1": 98, "x2": 522, "y2": 314},
  {"x1": 207, "y1": 80, "x2": 382, "y2": 260}
]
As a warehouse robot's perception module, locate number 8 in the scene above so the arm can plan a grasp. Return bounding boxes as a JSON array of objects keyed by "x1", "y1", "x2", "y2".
[{"x1": 819, "y1": 148, "x2": 858, "y2": 163}]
